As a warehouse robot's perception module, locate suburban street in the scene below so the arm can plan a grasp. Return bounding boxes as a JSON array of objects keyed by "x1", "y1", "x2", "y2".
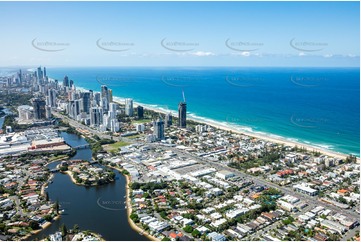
[{"x1": 53, "y1": 110, "x2": 360, "y2": 222}]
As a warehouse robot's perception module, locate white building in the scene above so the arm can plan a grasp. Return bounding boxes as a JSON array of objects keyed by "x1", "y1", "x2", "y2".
[
  {"x1": 125, "y1": 98, "x2": 133, "y2": 116},
  {"x1": 136, "y1": 124, "x2": 145, "y2": 132},
  {"x1": 215, "y1": 170, "x2": 235, "y2": 180},
  {"x1": 17, "y1": 105, "x2": 34, "y2": 121},
  {"x1": 293, "y1": 183, "x2": 318, "y2": 196}
]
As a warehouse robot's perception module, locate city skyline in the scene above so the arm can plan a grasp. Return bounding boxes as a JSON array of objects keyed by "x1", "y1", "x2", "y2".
[
  {"x1": 0, "y1": 66, "x2": 359, "y2": 241},
  {"x1": 0, "y1": 1, "x2": 359, "y2": 67},
  {"x1": 0, "y1": 1, "x2": 359, "y2": 241}
]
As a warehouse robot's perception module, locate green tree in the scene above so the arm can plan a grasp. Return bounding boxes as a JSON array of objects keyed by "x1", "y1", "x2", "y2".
[
  {"x1": 130, "y1": 213, "x2": 139, "y2": 223},
  {"x1": 43, "y1": 215, "x2": 52, "y2": 222},
  {"x1": 183, "y1": 225, "x2": 193, "y2": 233},
  {"x1": 0, "y1": 223, "x2": 6, "y2": 232},
  {"x1": 29, "y1": 221, "x2": 40, "y2": 230},
  {"x1": 192, "y1": 229, "x2": 201, "y2": 238},
  {"x1": 73, "y1": 224, "x2": 79, "y2": 233},
  {"x1": 54, "y1": 200, "x2": 60, "y2": 214},
  {"x1": 159, "y1": 211, "x2": 168, "y2": 219},
  {"x1": 60, "y1": 223, "x2": 68, "y2": 237}
]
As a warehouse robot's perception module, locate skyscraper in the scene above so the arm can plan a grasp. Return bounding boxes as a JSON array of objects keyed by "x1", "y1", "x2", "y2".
[
  {"x1": 153, "y1": 116, "x2": 165, "y2": 141},
  {"x1": 45, "y1": 106, "x2": 52, "y2": 119},
  {"x1": 125, "y1": 98, "x2": 133, "y2": 116},
  {"x1": 109, "y1": 89, "x2": 113, "y2": 103},
  {"x1": 18, "y1": 69, "x2": 22, "y2": 85},
  {"x1": 93, "y1": 92, "x2": 101, "y2": 106},
  {"x1": 47, "y1": 89, "x2": 57, "y2": 108},
  {"x1": 101, "y1": 85, "x2": 110, "y2": 112},
  {"x1": 74, "y1": 99, "x2": 81, "y2": 118},
  {"x1": 32, "y1": 98, "x2": 46, "y2": 120},
  {"x1": 81, "y1": 92, "x2": 91, "y2": 114},
  {"x1": 37, "y1": 66, "x2": 43, "y2": 84},
  {"x1": 137, "y1": 106, "x2": 144, "y2": 119},
  {"x1": 109, "y1": 102, "x2": 117, "y2": 119},
  {"x1": 165, "y1": 112, "x2": 172, "y2": 127},
  {"x1": 90, "y1": 107, "x2": 103, "y2": 127},
  {"x1": 63, "y1": 76, "x2": 69, "y2": 87},
  {"x1": 178, "y1": 102, "x2": 187, "y2": 128}
]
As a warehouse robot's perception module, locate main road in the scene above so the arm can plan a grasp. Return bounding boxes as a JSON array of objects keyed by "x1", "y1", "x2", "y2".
[
  {"x1": 52, "y1": 110, "x2": 360, "y2": 221},
  {"x1": 150, "y1": 144, "x2": 360, "y2": 221}
]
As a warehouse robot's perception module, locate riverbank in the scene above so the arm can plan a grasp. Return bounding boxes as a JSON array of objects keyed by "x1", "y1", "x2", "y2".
[
  {"x1": 41, "y1": 173, "x2": 54, "y2": 196},
  {"x1": 25, "y1": 169, "x2": 60, "y2": 240},
  {"x1": 20, "y1": 215, "x2": 61, "y2": 240},
  {"x1": 109, "y1": 165, "x2": 158, "y2": 241},
  {"x1": 64, "y1": 170, "x2": 81, "y2": 185},
  {"x1": 62, "y1": 165, "x2": 116, "y2": 187}
]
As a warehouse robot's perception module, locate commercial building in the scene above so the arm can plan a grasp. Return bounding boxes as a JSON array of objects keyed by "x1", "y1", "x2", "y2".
[
  {"x1": 320, "y1": 220, "x2": 347, "y2": 235},
  {"x1": 125, "y1": 98, "x2": 134, "y2": 116},
  {"x1": 17, "y1": 105, "x2": 34, "y2": 121},
  {"x1": 137, "y1": 105, "x2": 144, "y2": 119},
  {"x1": 32, "y1": 98, "x2": 46, "y2": 120},
  {"x1": 165, "y1": 112, "x2": 172, "y2": 127},
  {"x1": 293, "y1": 184, "x2": 318, "y2": 196},
  {"x1": 215, "y1": 170, "x2": 235, "y2": 180},
  {"x1": 153, "y1": 117, "x2": 165, "y2": 141},
  {"x1": 178, "y1": 102, "x2": 186, "y2": 128}
]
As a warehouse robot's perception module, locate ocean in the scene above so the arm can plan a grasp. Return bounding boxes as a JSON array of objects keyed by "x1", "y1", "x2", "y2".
[{"x1": 6, "y1": 67, "x2": 361, "y2": 156}]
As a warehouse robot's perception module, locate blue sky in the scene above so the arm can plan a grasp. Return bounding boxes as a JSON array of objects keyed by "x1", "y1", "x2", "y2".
[{"x1": 0, "y1": 1, "x2": 359, "y2": 67}]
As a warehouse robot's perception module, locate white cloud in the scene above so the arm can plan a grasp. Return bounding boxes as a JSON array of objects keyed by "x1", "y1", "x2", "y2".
[
  {"x1": 230, "y1": 51, "x2": 252, "y2": 57},
  {"x1": 298, "y1": 52, "x2": 306, "y2": 56},
  {"x1": 323, "y1": 54, "x2": 333, "y2": 58},
  {"x1": 190, "y1": 51, "x2": 216, "y2": 57}
]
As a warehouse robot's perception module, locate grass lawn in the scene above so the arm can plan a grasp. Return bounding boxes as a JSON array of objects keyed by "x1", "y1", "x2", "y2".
[
  {"x1": 104, "y1": 141, "x2": 130, "y2": 152},
  {"x1": 126, "y1": 134, "x2": 143, "y2": 139},
  {"x1": 49, "y1": 155, "x2": 69, "y2": 162},
  {"x1": 132, "y1": 119, "x2": 151, "y2": 124}
]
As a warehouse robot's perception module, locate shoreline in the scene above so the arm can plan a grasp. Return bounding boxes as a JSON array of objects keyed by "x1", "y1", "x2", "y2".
[
  {"x1": 63, "y1": 170, "x2": 80, "y2": 185},
  {"x1": 109, "y1": 166, "x2": 159, "y2": 241},
  {"x1": 23, "y1": 168, "x2": 61, "y2": 241},
  {"x1": 110, "y1": 96, "x2": 354, "y2": 160},
  {"x1": 77, "y1": 85, "x2": 357, "y2": 158}
]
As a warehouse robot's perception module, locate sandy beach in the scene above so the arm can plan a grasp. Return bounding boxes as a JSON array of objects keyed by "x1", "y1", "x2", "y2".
[
  {"x1": 80, "y1": 86, "x2": 353, "y2": 159},
  {"x1": 111, "y1": 97, "x2": 355, "y2": 161},
  {"x1": 41, "y1": 173, "x2": 54, "y2": 196},
  {"x1": 109, "y1": 166, "x2": 159, "y2": 241},
  {"x1": 64, "y1": 170, "x2": 81, "y2": 185}
]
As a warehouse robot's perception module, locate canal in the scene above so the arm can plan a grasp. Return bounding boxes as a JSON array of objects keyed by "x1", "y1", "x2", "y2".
[
  {"x1": 31, "y1": 132, "x2": 147, "y2": 241},
  {"x1": 0, "y1": 108, "x2": 11, "y2": 131}
]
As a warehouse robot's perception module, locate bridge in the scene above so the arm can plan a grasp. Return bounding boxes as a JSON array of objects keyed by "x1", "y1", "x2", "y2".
[{"x1": 72, "y1": 144, "x2": 91, "y2": 150}]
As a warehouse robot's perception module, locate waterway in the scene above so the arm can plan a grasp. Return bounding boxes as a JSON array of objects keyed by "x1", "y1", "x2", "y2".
[
  {"x1": 0, "y1": 117, "x2": 4, "y2": 131},
  {"x1": 0, "y1": 108, "x2": 11, "y2": 131},
  {"x1": 31, "y1": 132, "x2": 147, "y2": 241}
]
